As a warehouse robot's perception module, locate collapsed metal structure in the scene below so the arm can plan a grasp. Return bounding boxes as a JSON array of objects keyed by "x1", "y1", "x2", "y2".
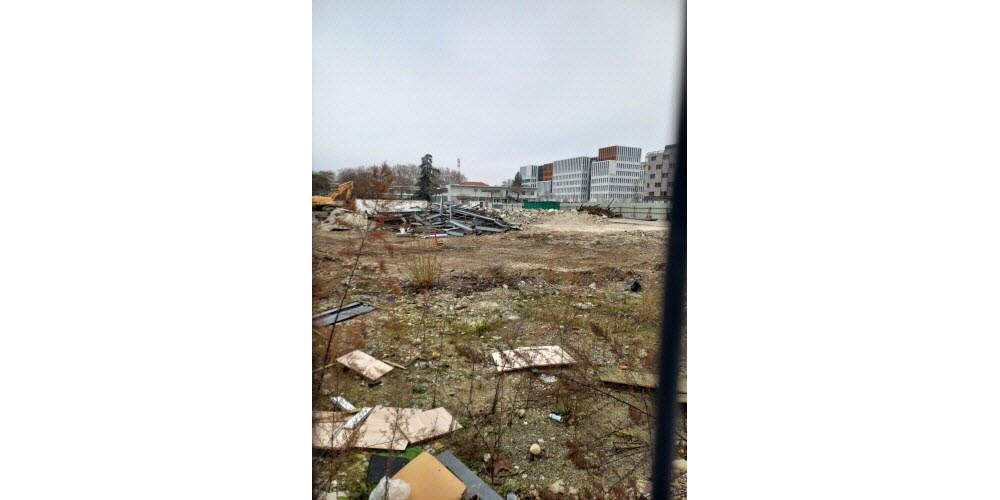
[{"x1": 377, "y1": 202, "x2": 520, "y2": 238}]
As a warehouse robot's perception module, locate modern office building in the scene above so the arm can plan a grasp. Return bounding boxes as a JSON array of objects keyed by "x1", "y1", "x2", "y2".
[
  {"x1": 589, "y1": 146, "x2": 644, "y2": 202},
  {"x1": 642, "y1": 144, "x2": 678, "y2": 201},
  {"x1": 520, "y1": 146, "x2": 643, "y2": 202},
  {"x1": 551, "y1": 156, "x2": 594, "y2": 201},
  {"x1": 518, "y1": 165, "x2": 543, "y2": 189}
]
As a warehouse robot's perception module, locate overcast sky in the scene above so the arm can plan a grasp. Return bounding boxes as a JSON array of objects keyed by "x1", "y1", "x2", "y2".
[{"x1": 313, "y1": 0, "x2": 683, "y2": 184}]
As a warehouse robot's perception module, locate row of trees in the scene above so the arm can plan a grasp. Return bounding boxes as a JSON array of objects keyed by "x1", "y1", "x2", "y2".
[{"x1": 312, "y1": 156, "x2": 467, "y2": 200}]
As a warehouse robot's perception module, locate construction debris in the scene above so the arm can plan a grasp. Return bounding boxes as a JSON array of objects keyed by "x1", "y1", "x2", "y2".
[
  {"x1": 317, "y1": 208, "x2": 369, "y2": 231},
  {"x1": 336, "y1": 350, "x2": 394, "y2": 381},
  {"x1": 577, "y1": 205, "x2": 621, "y2": 218},
  {"x1": 491, "y1": 346, "x2": 576, "y2": 373},
  {"x1": 383, "y1": 202, "x2": 520, "y2": 237},
  {"x1": 397, "y1": 407, "x2": 463, "y2": 444},
  {"x1": 313, "y1": 302, "x2": 375, "y2": 326},
  {"x1": 316, "y1": 405, "x2": 463, "y2": 452},
  {"x1": 436, "y1": 451, "x2": 505, "y2": 500},
  {"x1": 367, "y1": 454, "x2": 412, "y2": 485},
  {"x1": 330, "y1": 396, "x2": 357, "y2": 411},
  {"x1": 597, "y1": 368, "x2": 658, "y2": 390},
  {"x1": 369, "y1": 476, "x2": 412, "y2": 500},
  {"x1": 392, "y1": 451, "x2": 466, "y2": 500}
]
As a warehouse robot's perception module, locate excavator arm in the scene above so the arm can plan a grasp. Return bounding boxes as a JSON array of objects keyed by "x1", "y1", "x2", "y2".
[{"x1": 312, "y1": 181, "x2": 355, "y2": 211}]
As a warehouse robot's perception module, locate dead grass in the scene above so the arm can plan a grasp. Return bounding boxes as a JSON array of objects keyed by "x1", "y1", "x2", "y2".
[
  {"x1": 405, "y1": 254, "x2": 439, "y2": 291},
  {"x1": 637, "y1": 290, "x2": 663, "y2": 325}
]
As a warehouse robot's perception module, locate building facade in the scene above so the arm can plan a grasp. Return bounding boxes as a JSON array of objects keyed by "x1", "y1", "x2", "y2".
[
  {"x1": 518, "y1": 165, "x2": 543, "y2": 189},
  {"x1": 588, "y1": 146, "x2": 644, "y2": 202},
  {"x1": 444, "y1": 183, "x2": 537, "y2": 203},
  {"x1": 551, "y1": 156, "x2": 594, "y2": 202},
  {"x1": 642, "y1": 144, "x2": 678, "y2": 201}
]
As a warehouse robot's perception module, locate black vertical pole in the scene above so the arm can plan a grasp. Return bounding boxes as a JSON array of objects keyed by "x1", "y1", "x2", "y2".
[{"x1": 651, "y1": 4, "x2": 686, "y2": 497}]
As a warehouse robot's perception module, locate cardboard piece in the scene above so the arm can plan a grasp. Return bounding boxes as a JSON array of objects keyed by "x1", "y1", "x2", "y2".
[
  {"x1": 392, "y1": 452, "x2": 466, "y2": 500},
  {"x1": 312, "y1": 411, "x2": 351, "y2": 449},
  {"x1": 491, "y1": 346, "x2": 576, "y2": 372},
  {"x1": 399, "y1": 407, "x2": 463, "y2": 444},
  {"x1": 436, "y1": 451, "x2": 504, "y2": 500},
  {"x1": 316, "y1": 406, "x2": 462, "y2": 451},
  {"x1": 336, "y1": 350, "x2": 394, "y2": 381},
  {"x1": 335, "y1": 405, "x2": 409, "y2": 451}
]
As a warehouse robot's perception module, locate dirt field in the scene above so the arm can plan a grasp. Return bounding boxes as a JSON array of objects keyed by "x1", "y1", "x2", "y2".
[{"x1": 313, "y1": 209, "x2": 686, "y2": 499}]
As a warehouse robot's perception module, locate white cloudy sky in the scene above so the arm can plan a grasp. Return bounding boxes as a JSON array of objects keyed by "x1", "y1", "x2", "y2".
[{"x1": 314, "y1": 0, "x2": 683, "y2": 184}]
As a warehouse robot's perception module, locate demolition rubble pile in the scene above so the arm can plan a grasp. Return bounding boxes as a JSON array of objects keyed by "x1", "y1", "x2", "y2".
[
  {"x1": 577, "y1": 204, "x2": 621, "y2": 218},
  {"x1": 316, "y1": 208, "x2": 369, "y2": 231},
  {"x1": 381, "y1": 202, "x2": 521, "y2": 238}
]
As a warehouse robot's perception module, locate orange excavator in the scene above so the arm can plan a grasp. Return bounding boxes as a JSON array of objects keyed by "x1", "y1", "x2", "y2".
[{"x1": 312, "y1": 181, "x2": 355, "y2": 211}]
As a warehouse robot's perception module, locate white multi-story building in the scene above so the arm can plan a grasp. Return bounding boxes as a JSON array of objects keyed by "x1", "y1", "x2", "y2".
[
  {"x1": 551, "y1": 156, "x2": 594, "y2": 202},
  {"x1": 517, "y1": 165, "x2": 542, "y2": 189},
  {"x1": 589, "y1": 146, "x2": 644, "y2": 202},
  {"x1": 521, "y1": 145, "x2": 644, "y2": 202},
  {"x1": 537, "y1": 180, "x2": 553, "y2": 199}
]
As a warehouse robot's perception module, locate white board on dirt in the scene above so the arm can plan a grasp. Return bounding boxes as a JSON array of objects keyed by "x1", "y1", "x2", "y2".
[{"x1": 491, "y1": 346, "x2": 576, "y2": 372}]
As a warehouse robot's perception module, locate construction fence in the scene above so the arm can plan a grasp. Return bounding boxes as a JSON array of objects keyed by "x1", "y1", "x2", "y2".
[{"x1": 494, "y1": 201, "x2": 672, "y2": 221}]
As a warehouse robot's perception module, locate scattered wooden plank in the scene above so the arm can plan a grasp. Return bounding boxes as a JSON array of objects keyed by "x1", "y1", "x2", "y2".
[
  {"x1": 491, "y1": 346, "x2": 576, "y2": 373},
  {"x1": 336, "y1": 350, "x2": 394, "y2": 381}
]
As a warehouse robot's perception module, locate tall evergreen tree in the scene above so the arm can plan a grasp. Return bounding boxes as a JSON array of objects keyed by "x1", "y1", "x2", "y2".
[
  {"x1": 415, "y1": 154, "x2": 439, "y2": 201},
  {"x1": 512, "y1": 172, "x2": 524, "y2": 200}
]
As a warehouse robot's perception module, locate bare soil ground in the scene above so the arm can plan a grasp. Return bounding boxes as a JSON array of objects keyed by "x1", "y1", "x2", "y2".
[{"x1": 313, "y1": 210, "x2": 686, "y2": 499}]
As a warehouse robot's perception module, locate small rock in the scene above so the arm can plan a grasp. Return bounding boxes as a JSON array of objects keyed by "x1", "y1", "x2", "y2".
[
  {"x1": 537, "y1": 438, "x2": 544, "y2": 444},
  {"x1": 548, "y1": 479, "x2": 565, "y2": 494},
  {"x1": 502, "y1": 284, "x2": 508, "y2": 289},
  {"x1": 430, "y1": 351, "x2": 441, "y2": 359},
  {"x1": 673, "y1": 458, "x2": 688, "y2": 472},
  {"x1": 529, "y1": 444, "x2": 541, "y2": 455},
  {"x1": 521, "y1": 473, "x2": 527, "y2": 479},
  {"x1": 516, "y1": 409, "x2": 526, "y2": 417},
  {"x1": 588, "y1": 282, "x2": 597, "y2": 289},
  {"x1": 484, "y1": 453, "x2": 491, "y2": 463}
]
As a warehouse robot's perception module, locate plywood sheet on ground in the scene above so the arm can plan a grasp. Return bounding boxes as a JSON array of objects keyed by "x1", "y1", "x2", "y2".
[
  {"x1": 339, "y1": 405, "x2": 409, "y2": 451},
  {"x1": 399, "y1": 407, "x2": 463, "y2": 444},
  {"x1": 312, "y1": 411, "x2": 352, "y2": 449},
  {"x1": 336, "y1": 350, "x2": 394, "y2": 381},
  {"x1": 392, "y1": 452, "x2": 465, "y2": 500},
  {"x1": 491, "y1": 345, "x2": 576, "y2": 372},
  {"x1": 597, "y1": 368, "x2": 658, "y2": 389}
]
